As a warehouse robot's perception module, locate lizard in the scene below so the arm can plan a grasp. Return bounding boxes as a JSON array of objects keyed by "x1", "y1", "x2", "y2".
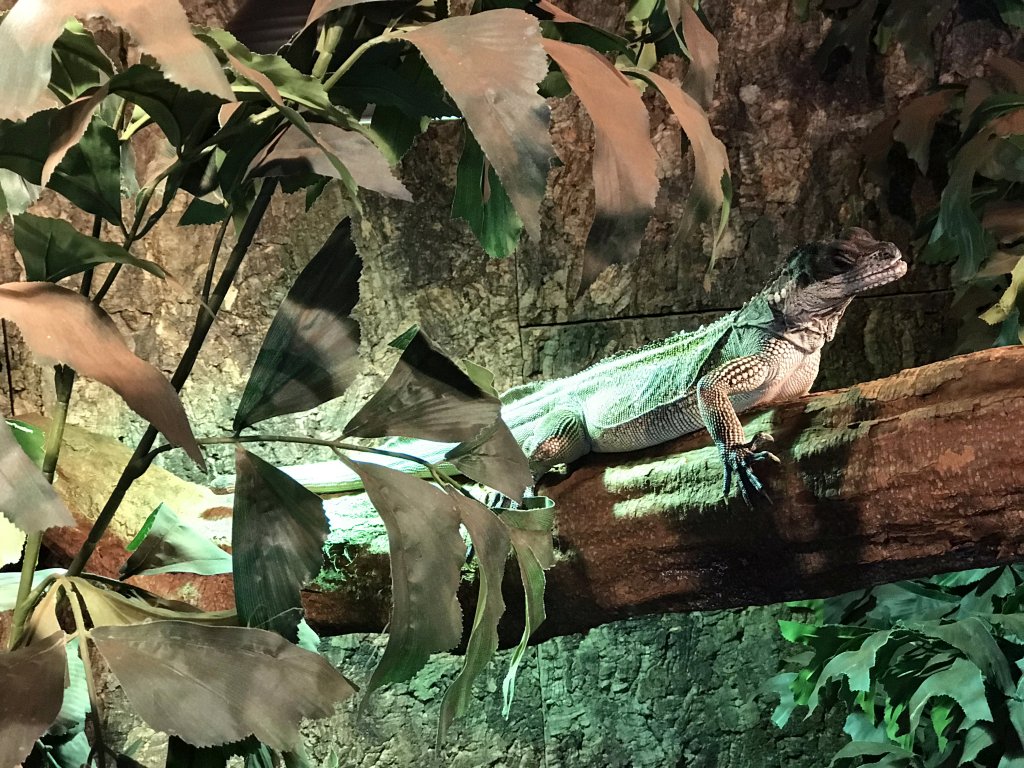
[
  {"x1": 290, "y1": 227, "x2": 905, "y2": 502},
  {"x1": 501, "y1": 226, "x2": 906, "y2": 501}
]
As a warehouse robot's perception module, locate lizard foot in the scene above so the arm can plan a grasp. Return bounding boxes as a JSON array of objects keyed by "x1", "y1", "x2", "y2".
[{"x1": 722, "y1": 432, "x2": 781, "y2": 506}]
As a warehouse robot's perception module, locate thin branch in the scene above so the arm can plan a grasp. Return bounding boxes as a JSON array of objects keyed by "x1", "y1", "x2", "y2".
[{"x1": 68, "y1": 180, "x2": 279, "y2": 577}]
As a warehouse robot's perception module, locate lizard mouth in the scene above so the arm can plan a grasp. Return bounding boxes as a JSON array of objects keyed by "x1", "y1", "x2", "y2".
[{"x1": 848, "y1": 248, "x2": 907, "y2": 292}]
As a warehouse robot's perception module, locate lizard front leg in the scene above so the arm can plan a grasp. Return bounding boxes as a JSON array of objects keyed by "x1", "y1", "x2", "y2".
[{"x1": 695, "y1": 350, "x2": 783, "y2": 504}]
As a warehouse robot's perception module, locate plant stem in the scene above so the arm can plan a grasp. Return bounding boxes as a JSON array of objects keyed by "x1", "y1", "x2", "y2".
[
  {"x1": 10, "y1": 365, "x2": 76, "y2": 647},
  {"x1": 323, "y1": 31, "x2": 405, "y2": 91},
  {"x1": 312, "y1": 13, "x2": 344, "y2": 80},
  {"x1": 67, "y1": 180, "x2": 279, "y2": 577}
]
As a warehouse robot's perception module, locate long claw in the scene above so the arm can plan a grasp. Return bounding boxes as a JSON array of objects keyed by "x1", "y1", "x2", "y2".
[{"x1": 721, "y1": 433, "x2": 780, "y2": 505}]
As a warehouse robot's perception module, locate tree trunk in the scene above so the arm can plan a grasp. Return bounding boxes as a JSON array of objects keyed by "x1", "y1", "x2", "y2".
[{"x1": 305, "y1": 347, "x2": 1024, "y2": 641}]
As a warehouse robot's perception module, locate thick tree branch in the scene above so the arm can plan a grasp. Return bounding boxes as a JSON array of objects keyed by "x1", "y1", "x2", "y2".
[{"x1": 305, "y1": 347, "x2": 1024, "y2": 641}]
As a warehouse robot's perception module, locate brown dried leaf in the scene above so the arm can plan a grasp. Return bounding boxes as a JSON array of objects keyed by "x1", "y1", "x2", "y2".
[
  {"x1": 306, "y1": 0, "x2": 394, "y2": 26},
  {"x1": 406, "y1": 10, "x2": 554, "y2": 241},
  {"x1": 91, "y1": 620, "x2": 355, "y2": 750},
  {"x1": 0, "y1": 631, "x2": 67, "y2": 768},
  {"x1": 983, "y1": 201, "x2": 1024, "y2": 247},
  {"x1": 628, "y1": 69, "x2": 729, "y2": 245},
  {"x1": 990, "y1": 56, "x2": 1024, "y2": 93},
  {"x1": 338, "y1": 457, "x2": 464, "y2": 697},
  {"x1": 543, "y1": 39, "x2": 659, "y2": 293},
  {"x1": 0, "y1": 420, "x2": 75, "y2": 534},
  {"x1": 665, "y1": 0, "x2": 719, "y2": 110},
  {"x1": 251, "y1": 123, "x2": 411, "y2": 200},
  {"x1": 70, "y1": 576, "x2": 236, "y2": 627},
  {"x1": 0, "y1": 0, "x2": 233, "y2": 120},
  {"x1": 893, "y1": 89, "x2": 958, "y2": 173},
  {"x1": 0, "y1": 282, "x2": 204, "y2": 468}
]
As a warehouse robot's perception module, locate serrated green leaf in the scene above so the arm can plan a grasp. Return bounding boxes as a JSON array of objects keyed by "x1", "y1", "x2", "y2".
[
  {"x1": 0, "y1": 632, "x2": 68, "y2": 768},
  {"x1": 14, "y1": 214, "x2": 164, "y2": 283},
  {"x1": 233, "y1": 449, "x2": 328, "y2": 642},
  {"x1": 109, "y1": 65, "x2": 223, "y2": 149},
  {"x1": 47, "y1": 116, "x2": 122, "y2": 225},
  {"x1": 49, "y1": 20, "x2": 113, "y2": 103},
  {"x1": 438, "y1": 494, "x2": 511, "y2": 744},
  {"x1": 344, "y1": 326, "x2": 501, "y2": 443},
  {"x1": 452, "y1": 130, "x2": 523, "y2": 258},
  {"x1": 807, "y1": 630, "x2": 893, "y2": 713},
  {"x1": 234, "y1": 219, "x2": 361, "y2": 430},
  {"x1": 338, "y1": 457, "x2": 465, "y2": 699},
  {"x1": 908, "y1": 658, "x2": 992, "y2": 738},
  {"x1": 828, "y1": 741, "x2": 915, "y2": 766},
  {"x1": 91, "y1": 621, "x2": 353, "y2": 751},
  {"x1": 911, "y1": 618, "x2": 1013, "y2": 693}
]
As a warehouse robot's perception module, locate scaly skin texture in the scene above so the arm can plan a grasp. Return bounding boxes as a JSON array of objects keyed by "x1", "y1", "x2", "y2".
[{"x1": 501, "y1": 227, "x2": 907, "y2": 501}]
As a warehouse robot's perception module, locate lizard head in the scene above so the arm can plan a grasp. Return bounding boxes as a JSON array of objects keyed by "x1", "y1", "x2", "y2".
[{"x1": 769, "y1": 227, "x2": 906, "y2": 318}]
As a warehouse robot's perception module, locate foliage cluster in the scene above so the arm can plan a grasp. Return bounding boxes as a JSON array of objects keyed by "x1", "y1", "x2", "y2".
[
  {"x1": 773, "y1": 567, "x2": 1024, "y2": 767},
  {"x1": 0, "y1": 0, "x2": 730, "y2": 765},
  {"x1": 800, "y1": 0, "x2": 1024, "y2": 347}
]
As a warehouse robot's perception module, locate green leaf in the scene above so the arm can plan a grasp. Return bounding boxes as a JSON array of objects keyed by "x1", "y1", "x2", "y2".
[
  {"x1": 0, "y1": 0, "x2": 232, "y2": 121},
  {"x1": 0, "y1": 282, "x2": 204, "y2": 468},
  {"x1": 0, "y1": 169, "x2": 42, "y2": 218},
  {"x1": 406, "y1": 10, "x2": 555, "y2": 242},
  {"x1": 91, "y1": 621, "x2": 354, "y2": 751},
  {"x1": 911, "y1": 618, "x2": 1014, "y2": 693},
  {"x1": 828, "y1": 741, "x2": 915, "y2": 767},
  {"x1": 997, "y1": 0, "x2": 1024, "y2": 28},
  {"x1": 928, "y1": 130, "x2": 997, "y2": 283},
  {"x1": 108, "y1": 65, "x2": 224, "y2": 149},
  {"x1": 438, "y1": 494, "x2": 512, "y2": 744},
  {"x1": 49, "y1": 20, "x2": 113, "y2": 103},
  {"x1": 451, "y1": 130, "x2": 523, "y2": 259},
  {"x1": 120, "y1": 503, "x2": 232, "y2": 578},
  {"x1": 165, "y1": 735, "x2": 264, "y2": 768},
  {"x1": 500, "y1": 500, "x2": 555, "y2": 717},
  {"x1": 807, "y1": 630, "x2": 893, "y2": 713},
  {"x1": 877, "y1": 0, "x2": 955, "y2": 68},
  {"x1": 47, "y1": 117, "x2": 123, "y2": 225},
  {"x1": 233, "y1": 449, "x2": 328, "y2": 642},
  {"x1": 14, "y1": 214, "x2": 165, "y2": 283},
  {"x1": 235, "y1": 219, "x2": 361, "y2": 430},
  {"x1": 338, "y1": 458, "x2": 465, "y2": 697},
  {"x1": 768, "y1": 672, "x2": 799, "y2": 728},
  {"x1": 908, "y1": 658, "x2": 992, "y2": 737},
  {"x1": 179, "y1": 197, "x2": 229, "y2": 226},
  {"x1": 343, "y1": 326, "x2": 501, "y2": 443},
  {"x1": 813, "y1": 0, "x2": 879, "y2": 78},
  {"x1": 7, "y1": 418, "x2": 46, "y2": 466},
  {"x1": 0, "y1": 632, "x2": 68, "y2": 768}
]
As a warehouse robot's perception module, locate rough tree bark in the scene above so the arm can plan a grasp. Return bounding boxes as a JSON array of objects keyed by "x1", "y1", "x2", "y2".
[{"x1": 305, "y1": 346, "x2": 1024, "y2": 641}]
